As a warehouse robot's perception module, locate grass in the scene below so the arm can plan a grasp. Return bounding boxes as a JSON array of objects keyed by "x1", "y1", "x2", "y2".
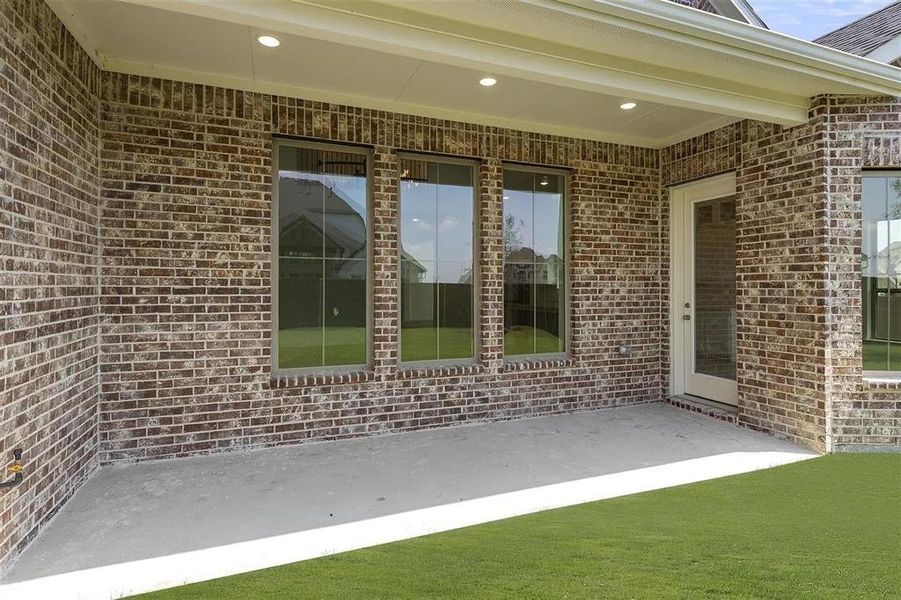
[
  {"x1": 863, "y1": 339, "x2": 901, "y2": 371},
  {"x1": 133, "y1": 455, "x2": 900, "y2": 599},
  {"x1": 279, "y1": 326, "x2": 563, "y2": 366}
]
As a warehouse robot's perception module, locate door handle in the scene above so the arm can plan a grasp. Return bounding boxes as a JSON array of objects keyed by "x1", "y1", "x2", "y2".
[{"x1": 682, "y1": 314, "x2": 691, "y2": 321}]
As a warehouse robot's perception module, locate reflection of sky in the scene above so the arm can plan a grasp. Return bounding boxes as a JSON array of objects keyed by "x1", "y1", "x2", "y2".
[
  {"x1": 862, "y1": 177, "x2": 901, "y2": 276},
  {"x1": 503, "y1": 188, "x2": 563, "y2": 260},
  {"x1": 400, "y1": 181, "x2": 473, "y2": 266}
]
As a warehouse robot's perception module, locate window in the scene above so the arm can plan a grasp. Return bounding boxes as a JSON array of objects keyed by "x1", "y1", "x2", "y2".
[
  {"x1": 503, "y1": 167, "x2": 566, "y2": 357},
  {"x1": 274, "y1": 141, "x2": 369, "y2": 371},
  {"x1": 399, "y1": 156, "x2": 475, "y2": 362},
  {"x1": 862, "y1": 171, "x2": 901, "y2": 373}
]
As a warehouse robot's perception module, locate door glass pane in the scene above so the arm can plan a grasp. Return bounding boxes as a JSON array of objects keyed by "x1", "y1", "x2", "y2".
[{"x1": 693, "y1": 196, "x2": 736, "y2": 380}]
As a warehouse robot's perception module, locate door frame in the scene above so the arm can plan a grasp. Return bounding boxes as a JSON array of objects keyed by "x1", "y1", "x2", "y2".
[{"x1": 669, "y1": 172, "x2": 738, "y2": 405}]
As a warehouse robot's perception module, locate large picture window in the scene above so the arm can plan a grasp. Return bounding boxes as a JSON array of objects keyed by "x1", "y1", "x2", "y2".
[
  {"x1": 862, "y1": 171, "x2": 901, "y2": 373},
  {"x1": 274, "y1": 141, "x2": 369, "y2": 371},
  {"x1": 503, "y1": 167, "x2": 566, "y2": 357},
  {"x1": 399, "y1": 156, "x2": 475, "y2": 362}
]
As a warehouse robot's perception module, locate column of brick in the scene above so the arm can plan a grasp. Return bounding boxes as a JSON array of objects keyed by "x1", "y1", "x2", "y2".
[
  {"x1": 478, "y1": 159, "x2": 504, "y2": 371},
  {"x1": 371, "y1": 148, "x2": 399, "y2": 376}
]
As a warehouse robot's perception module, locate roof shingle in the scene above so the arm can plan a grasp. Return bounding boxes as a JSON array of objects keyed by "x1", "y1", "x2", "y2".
[{"x1": 813, "y1": 0, "x2": 901, "y2": 57}]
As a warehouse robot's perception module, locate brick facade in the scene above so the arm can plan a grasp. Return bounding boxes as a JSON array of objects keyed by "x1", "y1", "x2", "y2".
[
  {"x1": 98, "y1": 76, "x2": 663, "y2": 463},
  {"x1": 662, "y1": 98, "x2": 901, "y2": 452},
  {"x1": 1, "y1": 0, "x2": 898, "y2": 573},
  {"x1": 0, "y1": 0, "x2": 101, "y2": 570}
]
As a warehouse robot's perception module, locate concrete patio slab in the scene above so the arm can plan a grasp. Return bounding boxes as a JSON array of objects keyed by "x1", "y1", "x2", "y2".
[{"x1": 0, "y1": 403, "x2": 816, "y2": 600}]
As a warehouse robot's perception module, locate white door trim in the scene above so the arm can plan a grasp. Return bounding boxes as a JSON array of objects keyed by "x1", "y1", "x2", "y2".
[{"x1": 669, "y1": 173, "x2": 738, "y2": 406}]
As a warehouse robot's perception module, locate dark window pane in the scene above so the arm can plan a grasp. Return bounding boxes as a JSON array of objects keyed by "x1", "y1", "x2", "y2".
[
  {"x1": 401, "y1": 259, "x2": 438, "y2": 362},
  {"x1": 438, "y1": 261, "x2": 473, "y2": 359},
  {"x1": 323, "y1": 258, "x2": 367, "y2": 366},
  {"x1": 534, "y1": 262, "x2": 565, "y2": 354},
  {"x1": 278, "y1": 258, "x2": 322, "y2": 368},
  {"x1": 504, "y1": 263, "x2": 535, "y2": 356}
]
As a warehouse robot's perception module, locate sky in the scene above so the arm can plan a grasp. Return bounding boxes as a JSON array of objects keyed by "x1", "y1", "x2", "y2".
[{"x1": 749, "y1": 0, "x2": 897, "y2": 40}]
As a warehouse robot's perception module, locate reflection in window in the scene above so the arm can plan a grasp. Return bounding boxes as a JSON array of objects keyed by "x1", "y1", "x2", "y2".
[
  {"x1": 503, "y1": 168, "x2": 566, "y2": 356},
  {"x1": 276, "y1": 143, "x2": 368, "y2": 369},
  {"x1": 400, "y1": 158, "x2": 474, "y2": 362},
  {"x1": 862, "y1": 172, "x2": 901, "y2": 372}
]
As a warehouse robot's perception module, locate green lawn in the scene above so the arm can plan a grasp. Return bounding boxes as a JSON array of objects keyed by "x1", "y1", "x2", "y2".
[
  {"x1": 863, "y1": 339, "x2": 901, "y2": 371},
  {"x1": 133, "y1": 455, "x2": 900, "y2": 599},
  {"x1": 279, "y1": 326, "x2": 562, "y2": 366}
]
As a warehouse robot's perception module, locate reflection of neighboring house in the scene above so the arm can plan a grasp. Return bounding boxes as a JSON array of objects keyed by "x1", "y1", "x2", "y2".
[{"x1": 504, "y1": 247, "x2": 564, "y2": 285}]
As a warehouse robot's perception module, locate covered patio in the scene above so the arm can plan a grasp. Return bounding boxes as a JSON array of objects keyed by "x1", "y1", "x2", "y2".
[{"x1": 1, "y1": 403, "x2": 813, "y2": 599}]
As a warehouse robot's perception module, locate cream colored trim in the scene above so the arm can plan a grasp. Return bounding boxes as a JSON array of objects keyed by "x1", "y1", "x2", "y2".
[
  {"x1": 670, "y1": 173, "x2": 738, "y2": 405},
  {"x1": 113, "y1": 0, "x2": 812, "y2": 125}
]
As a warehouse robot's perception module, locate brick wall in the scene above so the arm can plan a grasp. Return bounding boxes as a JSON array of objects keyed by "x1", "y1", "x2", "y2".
[
  {"x1": 0, "y1": 0, "x2": 101, "y2": 570},
  {"x1": 662, "y1": 96, "x2": 901, "y2": 452},
  {"x1": 98, "y1": 75, "x2": 663, "y2": 463},
  {"x1": 821, "y1": 95, "x2": 901, "y2": 451}
]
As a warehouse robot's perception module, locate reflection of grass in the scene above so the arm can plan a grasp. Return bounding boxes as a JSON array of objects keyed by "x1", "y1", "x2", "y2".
[
  {"x1": 401, "y1": 327, "x2": 473, "y2": 362},
  {"x1": 279, "y1": 326, "x2": 562, "y2": 368},
  {"x1": 135, "y1": 455, "x2": 900, "y2": 600},
  {"x1": 863, "y1": 340, "x2": 901, "y2": 371},
  {"x1": 278, "y1": 327, "x2": 365, "y2": 368},
  {"x1": 504, "y1": 326, "x2": 562, "y2": 356}
]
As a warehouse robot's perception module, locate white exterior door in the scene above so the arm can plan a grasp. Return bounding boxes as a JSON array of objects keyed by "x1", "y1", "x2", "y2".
[{"x1": 670, "y1": 174, "x2": 738, "y2": 406}]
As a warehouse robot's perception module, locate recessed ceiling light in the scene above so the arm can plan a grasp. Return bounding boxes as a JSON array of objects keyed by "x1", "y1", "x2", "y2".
[
  {"x1": 539, "y1": 175, "x2": 549, "y2": 186},
  {"x1": 479, "y1": 77, "x2": 497, "y2": 87},
  {"x1": 620, "y1": 101, "x2": 638, "y2": 110},
  {"x1": 257, "y1": 35, "x2": 280, "y2": 48}
]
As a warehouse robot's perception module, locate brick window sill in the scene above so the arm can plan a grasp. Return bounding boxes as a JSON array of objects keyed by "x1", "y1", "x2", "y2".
[
  {"x1": 269, "y1": 370, "x2": 375, "y2": 388},
  {"x1": 396, "y1": 364, "x2": 485, "y2": 380},
  {"x1": 863, "y1": 376, "x2": 901, "y2": 391},
  {"x1": 502, "y1": 356, "x2": 575, "y2": 372}
]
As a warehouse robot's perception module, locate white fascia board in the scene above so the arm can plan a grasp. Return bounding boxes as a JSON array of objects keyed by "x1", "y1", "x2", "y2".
[{"x1": 116, "y1": 0, "x2": 810, "y2": 125}]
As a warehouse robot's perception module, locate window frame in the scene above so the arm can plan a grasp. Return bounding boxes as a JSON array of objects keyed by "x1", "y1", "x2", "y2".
[
  {"x1": 861, "y1": 169, "x2": 901, "y2": 379},
  {"x1": 501, "y1": 162, "x2": 571, "y2": 362},
  {"x1": 397, "y1": 152, "x2": 480, "y2": 368},
  {"x1": 271, "y1": 137, "x2": 374, "y2": 376}
]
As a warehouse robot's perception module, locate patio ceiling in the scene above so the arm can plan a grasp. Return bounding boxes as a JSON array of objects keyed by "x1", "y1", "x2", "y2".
[{"x1": 50, "y1": 0, "x2": 901, "y2": 148}]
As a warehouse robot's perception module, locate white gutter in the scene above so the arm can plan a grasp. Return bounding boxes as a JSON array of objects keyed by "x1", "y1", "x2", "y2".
[{"x1": 558, "y1": 0, "x2": 900, "y2": 95}]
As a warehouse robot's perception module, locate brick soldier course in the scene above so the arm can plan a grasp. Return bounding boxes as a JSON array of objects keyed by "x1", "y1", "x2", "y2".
[{"x1": 1, "y1": 0, "x2": 898, "y2": 573}]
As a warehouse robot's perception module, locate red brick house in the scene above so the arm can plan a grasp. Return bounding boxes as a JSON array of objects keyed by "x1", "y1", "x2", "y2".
[{"x1": 1, "y1": 0, "x2": 899, "y2": 578}]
